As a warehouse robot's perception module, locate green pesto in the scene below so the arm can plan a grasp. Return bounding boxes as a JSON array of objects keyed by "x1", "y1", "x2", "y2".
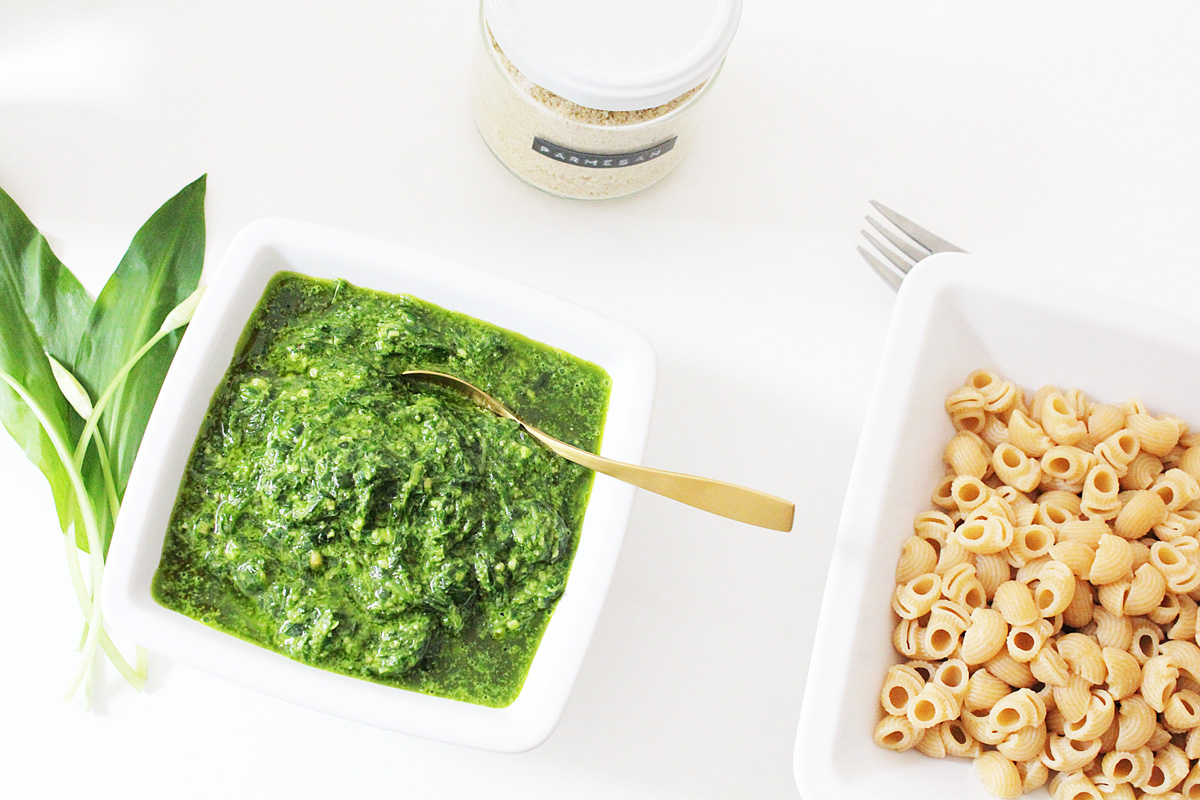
[{"x1": 152, "y1": 272, "x2": 610, "y2": 707}]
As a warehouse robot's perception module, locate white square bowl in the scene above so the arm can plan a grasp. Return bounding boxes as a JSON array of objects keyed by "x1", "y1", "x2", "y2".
[
  {"x1": 794, "y1": 252, "x2": 1200, "y2": 798},
  {"x1": 101, "y1": 217, "x2": 657, "y2": 753}
]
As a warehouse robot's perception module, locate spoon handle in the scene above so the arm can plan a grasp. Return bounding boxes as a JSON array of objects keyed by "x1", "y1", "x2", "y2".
[
  {"x1": 401, "y1": 370, "x2": 794, "y2": 532},
  {"x1": 520, "y1": 425, "x2": 795, "y2": 532}
]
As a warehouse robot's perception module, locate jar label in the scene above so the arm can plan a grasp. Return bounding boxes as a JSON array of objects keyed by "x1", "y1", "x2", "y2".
[{"x1": 531, "y1": 136, "x2": 677, "y2": 169}]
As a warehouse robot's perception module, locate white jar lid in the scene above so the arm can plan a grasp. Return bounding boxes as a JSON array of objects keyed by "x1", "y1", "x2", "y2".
[{"x1": 482, "y1": 0, "x2": 742, "y2": 112}]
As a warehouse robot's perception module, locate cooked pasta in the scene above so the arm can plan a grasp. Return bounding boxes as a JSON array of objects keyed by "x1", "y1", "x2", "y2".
[
  {"x1": 946, "y1": 431, "x2": 993, "y2": 480},
  {"x1": 1057, "y1": 518, "x2": 1109, "y2": 547},
  {"x1": 1089, "y1": 533, "x2": 1135, "y2": 585},
  {"x1": 1040, "y1": 391, "x2": 1089, "y2": 447},
  {"x1": 1102, "y1": 747, "x2": 1154, "y2": 788},
  {"x1": 1081, "y1": 463, "x2": 1122, "y2": 520},
  {"x1": 1087, "y1": 404, "x2": 1127, "y2": 443},
  {"x1": 965, "y1": 667, "x2": 1014, "y2": 712},
  {"x1": 1062, "y1": 688, "x2": 1114, "y2": 740},
  {"x1": 1155, "y1": 468, "x2": 1200, "y2": 512},
  {"x1": 1156, "y1": 509, "x2": 1200, "y2": 542},
  {"x1": 875, "y1": 372, "x2": 1200, "y2": 798},
  {"x1": 1122, "y1": 452, "x2": 1166, "y2": 491},
  {"x1": 1163, "y1": 689, "x2": 1200, "y2": 733},
  {"x1": 1096, "y1": 429, "x2": 1141, "y2": 478},
  {"x1": 968, "y1": 370, "x2": 1019, "y2": 414},
  {"x1": 994, "y1": 581, "x2": 1040, "y2": 627},
  {"x1": 962, "y1": 706, "x2": 1008, "y2": 746},
  {"x1": 892, "y1": 573, "x2": 943, "y2": 619},
  {"x1": 962, "y1": 607, "x2": 1010, "y2": 666},
  {"x1": 947, "y1": 385, "x2": 988, "y2": 433},
  {"x1": 1058, "y1": 579, "x2": 1093, "y2": 630},
  {"x1": 1052, "y1": 675, "x2": 1092, "y2": 724},
  {"x1": 1160, "y1": 640, "x2": 1200, "y2": 679},
  {"x1": 1034, "y1": 563, "x2": 1077, "y2": 620},
  {"x1": 1031, "y1": 643, "x2": 1071, "y2": 687},
  {"x1": 1057, "y1": 632, "x2": 1107, "y2": 684},
  {"x1": 984, "y1": 651, "x2": 1037, "y2": 689},
  {"x1": 1116, "y1": 490, "x2": 1170, "y2": 539},
  {"x1": 915, "y1": 730, "x2": 948, "y2": 759},
  {"x1": 934, "y1": 537, "x2": 975, "y2": 575},
  {"x1": 1149, "y1": 590, "x2": 1182, "y2": 627},
  {"x1": 1093, "y1": 607, "x2": 1135, "y2": 650},
  {"x1": 914, "y1": 509, "x2": 955, "y2": 541},
  {"x1": 1170, "y1": 594, "x2": 1200, "y2": 640},
  {"x1": 996, "y1": 724, "x2": 1045, "y2": 762},
  {"x1": 1128, "y1": 413, "x2": 1183, "y2": 458},
  {"x1": 950, "y1": 474, "x2": 993, "y2": 514},
  {"x1": 1145, "y1": 744, "x2": 1190, "y2": 793},
  {"x1": 1041, "y1": 445, "x2": 1096, "y2": 492},
  {"x1": 1044, "y1": 732, "x2": 1101, "y2": 773},
  {"x1": 992, "y1": 443, "x2": 1043, "y2": 493},
  {"x1": 1006, "y1": 619, "x2": 1053, "y2": 662},
  {"x1": 925, "y1": 600, "x2": 972, "y2": 658},
  {"x1": 1017, "y1": 758, "x2": 1048, "y2": 794},
  {"x1": 974, "y1": 751, "x2": 1024, "y2": 799},
  {"x1": 969, "y1": 553, "x2": 1011, "y2": 598},
  {"x1": 941, "y1": 562, "x2": 987, "y2": 610},
  {"x1": 880, "y1": 663, "x2": 927, "y2": 716},
  {"x1": 940, "y1": 719, "x2": 982, "y2": 758},
  {"x1": 1008, "y1": 408, "x2": 1054, "y2": 458},
  {"x1": 908, "y1": 683, "x2": 961, "y2": 728},
  {"x1": 1049, "y1": 540, "x2": 1095, "y2": 579},
  {"x1": 874, "y1": 714, "x2": 924, "y2": 751},
  {"x1": 1141, "y1": 655, "x2": 1180, "y2": 712},
  {"x1": 1124, "y1": 562, "x2": 1169, "y2": 616},
  {"x1": 933, "y1": 659, "x2": 970, "y2": 705},
  {"x1": 1115, "y1": 695, "x2": 1158, "y2": 751},
  {"x1": 931, "y1": 473, "x2": 957, "y2": 510},
  {"x1": 989, "y1": 688, "x2": 1046, "y2": 735},
  {"x1": 1178, "y1": 446, "x2": 1200, "y2": 480},
  {"x1": 1102, "y1": 647, "x2": 1142, "y2": 700},
  {"x1": 1180, "y1": 761, "x2": 1200, "y2": 800},
  {"x1": 892, "y1": 617, "x2": 929, "y2": 659},
  {"x1": 1129, "y1": 618, "x2": 1164, "y2": 664},
  {"x1": 895, "y1": 535, "x2": 940, "y2": 583},
  {"x1": 1007, "y1": 524, "x2": 1053, "y2": 568}
]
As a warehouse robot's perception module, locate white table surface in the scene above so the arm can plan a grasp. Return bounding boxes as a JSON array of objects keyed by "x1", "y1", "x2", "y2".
[{"x1": 3, "y1": 2, "x2": 1199, "y2": 798}]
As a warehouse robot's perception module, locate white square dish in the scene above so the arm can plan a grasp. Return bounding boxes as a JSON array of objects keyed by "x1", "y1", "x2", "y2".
[
  {"x1": 101, "y1": 217, "x2": 657, "y2": 753},
  {"x1": 793, "y1": 252, "x2": 1200, "y2": 798}
]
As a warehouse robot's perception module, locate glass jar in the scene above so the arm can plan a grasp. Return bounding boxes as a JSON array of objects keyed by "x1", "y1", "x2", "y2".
[{"x1": 470, "y1": 0, "x2": 742, "y2": 200}]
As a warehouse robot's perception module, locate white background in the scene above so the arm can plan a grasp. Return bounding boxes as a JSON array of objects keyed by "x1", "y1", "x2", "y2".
[{"x1": 2, "y1": 2, "x2": 1199, "y2": 798}]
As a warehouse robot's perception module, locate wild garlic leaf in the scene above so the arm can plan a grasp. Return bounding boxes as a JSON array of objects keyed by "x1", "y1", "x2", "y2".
[
  {"x1": 73, "y1": 175, "x2": 206, "y2": 536},
  {"x1": 0, "y1": 276, "x2": 80, "y2": 538},
  {"x1": 48, "y1": 355, "x2": 95, "y2": 418},
  {"x1": 0, "y1": 186, "x2": 95, "y2": 371},
  {"x1": 159, "y1": 284, "x2": 206, "y2": 335},
  {"x1": 0, "y1": 186, "x2": 95, "y2": 536}
]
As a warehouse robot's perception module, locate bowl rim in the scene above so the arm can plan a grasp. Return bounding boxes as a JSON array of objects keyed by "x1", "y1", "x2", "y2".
[{"x1": 100, "y1": 217, "x2": 658, "y2": 752}]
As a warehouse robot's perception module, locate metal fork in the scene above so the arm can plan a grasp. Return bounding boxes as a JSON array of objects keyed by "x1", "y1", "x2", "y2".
[{"x1": 857, "y1": 200, "x2": 966, "y2": 290}]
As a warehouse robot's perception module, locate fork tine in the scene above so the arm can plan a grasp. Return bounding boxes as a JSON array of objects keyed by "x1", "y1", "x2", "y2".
[
  {"x1": 861, "y1": 229, "x2": 916, "y2": 275},
  {"x1": 869, "y1": 200, "x2": 965, "y2": 254},
  {"x1": 866, "y1": 215, "x2": 926, "y2": 263},
  {"x1": 857, "y1": 245, "x2": 905, "y2": 291}
]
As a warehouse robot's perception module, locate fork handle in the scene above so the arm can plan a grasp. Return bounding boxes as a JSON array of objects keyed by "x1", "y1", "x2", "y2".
[{"x1": 521, "y1": 425, "x2": 795, "y2": 532}]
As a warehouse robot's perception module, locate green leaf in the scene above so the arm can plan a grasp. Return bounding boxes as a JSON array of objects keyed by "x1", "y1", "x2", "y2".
[
  {"x1": 0, "y1": 186, "x2": 95, "y2": 534},
  {"x1": 159, "y1": 284, "x2": 206, "y2": 335},
  {"x1": 0, "y1": 187, "x2": 95, "y2": 370},
  {"x1": 73, "y1": 175, "x2": 207, "y2": 533},
  {"x1": 48, "y1": 355, "x2": 95, "y2": 418}
]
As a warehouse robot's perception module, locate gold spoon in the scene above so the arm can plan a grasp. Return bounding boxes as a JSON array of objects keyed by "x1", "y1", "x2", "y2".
[{"x1": 402, "y1": 370, "x2": 795, "y2": 532}]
